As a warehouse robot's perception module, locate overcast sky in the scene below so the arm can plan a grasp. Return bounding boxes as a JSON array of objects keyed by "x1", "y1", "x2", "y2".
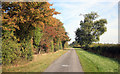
[{"x1": 49, "y1": 0, "x2": 119, "y2": 44}]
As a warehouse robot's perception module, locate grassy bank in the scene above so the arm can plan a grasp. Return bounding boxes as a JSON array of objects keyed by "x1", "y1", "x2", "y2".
[
  {"x1": 2, "y1": 49, "x2": 68, "y2": 72},
  {"x1": 75, "y1": 48, "x2": 119, "y2": 72}
]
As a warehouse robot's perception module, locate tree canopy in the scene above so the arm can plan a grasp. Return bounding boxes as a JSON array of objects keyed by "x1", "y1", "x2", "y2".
[
  {"x1": 75, "y1": 12, "x2": 107, "y2": 47},
  {"x1": 2, "y1": 2, "x2": 70, "y2": 65}
]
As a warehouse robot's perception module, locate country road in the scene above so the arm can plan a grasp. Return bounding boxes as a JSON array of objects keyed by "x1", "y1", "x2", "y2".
[{"x1": 44, "y1": 48, "x2": 84, "y2": 72}]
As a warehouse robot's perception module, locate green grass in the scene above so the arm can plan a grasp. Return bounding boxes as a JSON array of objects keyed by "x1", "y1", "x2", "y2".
[
  {"x1": 2, "y1": 50, "x2": 68, "y2": 72},
  {"x1": 75, "y1": 48, "x2": 119, "y2": 72}
]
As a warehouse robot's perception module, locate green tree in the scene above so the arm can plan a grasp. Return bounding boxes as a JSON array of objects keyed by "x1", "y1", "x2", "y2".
[
  {"x1": 75, "y1": 12, "x2": 107, "y2": 48},
  {"x1": 33, "y1": 27, "x2": 43, "y2": 54}
]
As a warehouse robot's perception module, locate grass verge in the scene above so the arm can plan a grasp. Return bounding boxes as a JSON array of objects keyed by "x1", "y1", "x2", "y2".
[
  {"x1": 2, "y1": 49, "x2": 68, "y2": 72},
  {"x1": 75, "y1": 48, "x2": 119, "y2": 72}
]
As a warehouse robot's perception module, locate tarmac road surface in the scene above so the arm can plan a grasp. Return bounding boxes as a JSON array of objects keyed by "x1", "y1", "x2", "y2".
[{"x1": 44, "y1": 48, "x2": 84, "y2": 72}]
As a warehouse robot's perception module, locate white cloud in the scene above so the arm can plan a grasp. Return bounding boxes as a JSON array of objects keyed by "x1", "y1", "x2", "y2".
[
  {"x1": 52, "y1": 1, "x2": 118, "y2": 44},
  {"x1": 100, "y1": 28, "x2": 118, "y2": 44},
  {"x1": 99, "y1": 18, "x2": 118, "y2": 44}
]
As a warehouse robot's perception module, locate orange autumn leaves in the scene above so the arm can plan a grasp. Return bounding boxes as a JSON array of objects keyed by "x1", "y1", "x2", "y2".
[{"x1": 2, "y1": 2, "x2": 70, "y2": 49}]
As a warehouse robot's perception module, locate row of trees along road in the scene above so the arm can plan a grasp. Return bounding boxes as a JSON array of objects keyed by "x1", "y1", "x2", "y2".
[
  {"x1": 75, "y1": 12, "x2": 107, "y2": 48},
  {"x1": 2, "y1": 2, "x2": 70, "y2": 65}
]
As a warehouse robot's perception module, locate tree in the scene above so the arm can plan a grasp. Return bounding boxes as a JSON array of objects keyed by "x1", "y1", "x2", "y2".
[
  {"x1": 33, "y1": 27, "x2": 43, "y2": 54},
  {"x1": 2, "y1": 2, "x2": 70, "y2": 65},
  {"x1": 61, "y1": 32, "x2": 70, "y2": 49},
  {"x1": 69, "y1": 41, "x2": 79, "y2": 47},
  {"x1": 1, "y1": 2, "x2": 61, "y2": 64},
  {"x1": 75, "y1": 12, "x2": 107, "y2": 48}
]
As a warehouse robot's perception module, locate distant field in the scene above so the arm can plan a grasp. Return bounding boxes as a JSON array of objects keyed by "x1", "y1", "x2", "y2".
[
  {"x1": 2, "y1": 50, "x2": 68, "y2": 72},
  {"x1": 75, "y1": 48, "x2": 119, "y2": 72}
]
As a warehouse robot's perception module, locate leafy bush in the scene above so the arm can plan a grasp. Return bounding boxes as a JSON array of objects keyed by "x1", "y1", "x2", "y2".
[
  {"x1": 43, "y1": 44, "x2": 49, "y2": 53},
  {"x1": 59, "y1": 41, "x2": 63, "y2": 50},
  {"x1": 20, "y1": 40, "x2": 33, "y2": 61},
  {"x1": 50, "y1": 40, "x2": 54, "y2": 52},
  {"x1": 2, "y1": 32, "x2": 21, "y2": 64},
  {"x1": 89, "y1": 44, "x2": 120, "y2": 59},
  {"x1": 33, "y1": 27, "x2": 43, "y2": 54}
]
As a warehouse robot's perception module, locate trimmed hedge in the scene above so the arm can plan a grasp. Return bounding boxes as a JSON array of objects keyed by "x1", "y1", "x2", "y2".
[{"x1": 88, "y1": 44, "x2": 120, "y2": 59}]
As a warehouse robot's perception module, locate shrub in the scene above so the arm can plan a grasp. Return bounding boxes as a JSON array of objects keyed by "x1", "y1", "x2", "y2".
[
  {"x1": 59, "y1": 41, "x2": 63, "y2": 50},
  {"x1": 2, "y1": 32, "x2": 21, "y2": 65},
  {"x1": 20, "y1": 40, "x2": 33, "y2": 61},
  {"x1": 33, "y1": 27, "x2": 43, "y2": 54},
  {"x1": 89, "y1": 44, "x2": 120, "y2": 59},
  {"x1": 50, "y1": 40, "x2": 54, "y2": 52}
]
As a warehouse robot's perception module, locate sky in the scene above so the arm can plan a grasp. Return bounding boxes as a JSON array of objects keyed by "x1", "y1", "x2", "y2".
[{"x1": 49, "y1": 0, "x2": 119, "y2": 44}]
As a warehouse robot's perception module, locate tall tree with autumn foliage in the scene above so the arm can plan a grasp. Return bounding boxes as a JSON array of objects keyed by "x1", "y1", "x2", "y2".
[{"x1": 2, "y1": 2, "x2": 70, "y2": 65}]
